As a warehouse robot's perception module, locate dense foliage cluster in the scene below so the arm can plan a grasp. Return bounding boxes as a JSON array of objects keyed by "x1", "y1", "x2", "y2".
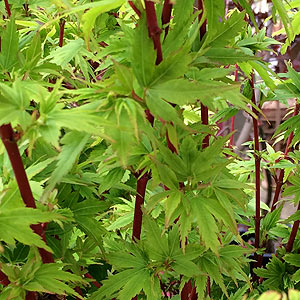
[{"x1": 1, "y1": 0, "x2": 300, "y2": 299}]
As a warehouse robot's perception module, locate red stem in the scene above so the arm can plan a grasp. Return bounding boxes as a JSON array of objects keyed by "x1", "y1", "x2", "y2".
[
  {"x1": 230, "y1": 64, "x2": 238, "y2": 148},
  {"x1": 206, "y1": 277, "x2": 211, "y2": 298},
  {"x1": 132, "y1": 173, "x2": 149, "y2": 241},
  {"x1": 0, "y1": 124, "x2": 37, "y2": 208},
  {"x1": 198, "y1": 0, "x2": 209, "y2": 150},
  {"x1": 25, "y1": 292, "x2": 37, "y2": 300},
  {"x1": 128, "y1": 1, "x2": 141, "y2": 18},
  {"x1": 285, "y1": 201, "x2": 300, "y2": 252},
  {"x1": 271, "y1": 103, "x2": 300, "y2": 211},
  {"x1": 0, "y1": 271, "x2": 9, "y2": 286},
  {"x1": 59, "y1": 19, "x2": 66, "y2": 48},
  {"x1": 198, "y1": 0, "x2": 207, "y2": 39},
  {"x1": 162, "y1": 0, "x2": 173, "y2": 37},
  {"x1": 75, "y1": 286, "x2": 83, "y2": 300},
  {"x1": 85, "y1": 272, "x2": 101, "y2": 289},
  {"x1": 0, "y1": 124, "x2": 54, "y2": 264},
  {"x1": 4, "y1": 0, "x2": 11, "y2": 17},
  {"x1": 132, "y1": 172, "x2": 149, "y2": 300},
  {"x1": 250, "y1": 76, "x2": 261, "y2": 259},
  {"x1": 201, "y1": 104, "x2": 209, "y2": 149},
  {"x1": 166, "y1": 128, "x2": 177, "y2": 154},
  {"x1": 145, "y1": 1, "x2": 163, "y2": 65}
]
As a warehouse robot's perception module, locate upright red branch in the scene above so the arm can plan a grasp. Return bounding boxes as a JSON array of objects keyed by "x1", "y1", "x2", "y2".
[
  {"x1": 271, "y1": 103, "x2": 300, "y2": 211},
  {"x1": 198, "y1": 0, "x2": 209, "y2": 150},
  {"x1": 230, "y1": 64, "x2": 239, "y2": 148},
  {"x1": 286, "y1": 202, "x2": 300, "y2": 252},
  {"x1": 162, "y1": 0, "x2": 173, "y2": 37},
  {"x1": 0, "y1": 124, "x2": 54, "y2": 264},
  {"x1": 145, "y1": 0, "x2": 163, "y2": 65},
  {"x1": 59, "y1": 19, "x2": 66, "y2": 48},
  {"x1": 250, "y1": 76, "x2": 261, "y2": 262},
  {"x1": 128, "y1": 1, "x2": 141, "y2": 18},
  {"x1": 132, "y1": 173, "x2": 149, "y2": 240},
  {"x1": 4, "y1": 0, "x2": 11, "y2": 17},
  {"x1": 198, "y1": 0, "x2": 207, "y2": 39}
]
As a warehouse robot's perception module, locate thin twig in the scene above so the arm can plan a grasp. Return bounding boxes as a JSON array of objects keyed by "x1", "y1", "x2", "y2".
[
  {"x1": 128, "y1": 1, "x2": 141, "y2": 18},
  {"x1": 271, "y1": 103, "x2": 300, "y2": 211},
  {"x1": 0, "y1": 124, "x2": 54, "y2": 264},
  {"x1": 59, "y1": 18, "x2": 66, "y2": 47},
  {"x1": 285, "y1": 201, "x2": 300, "y2": 252},
  {"x1": 250, "y1": 76, "x2": 261, "y2": 267},
  {"x1": 162, "y1": 0, "x2": 173, "y2": 37}
]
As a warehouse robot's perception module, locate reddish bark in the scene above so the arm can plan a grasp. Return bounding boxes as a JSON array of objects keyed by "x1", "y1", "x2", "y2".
[
  {"x1": 0, "y1": 270, "x2": 9, "y2": 286},
  {"x1": 128, "y1": 1, "x2": 141, "y2": 18},
  {"x1": 4, "y1": 0, "x2": 11, "y2": 17},
  {"x1": 162, "y1": 0, "x2": 173, "y2": 37},
  {"x1": 286, "y1": 202, "x2": 300, "y2": 252},
  {"x1": 271, "y1": 103, "x2": 300, "y2": 211},
  {"x1": 229, "y1": 64, "x2": 239, "y2": 148},
  {"x1": 145, "y1": 1, "x2": 163, "y2": 65},
  {"x1": 85, "y1": 272, "x2": 101, "y2": 289},
  {"x1": 132, "y1": 173, "x2": 149, "y2": 241},
  {"x1": 201, "y1": 104, "x2": 209, "y2": 149},
  {"x1": 59, "y1": 19, "x2": 66, "y2": 48},
  {"x1": 25, "y1": 292, "x2": 37, "y2": 300},
  {"x1": 198, "y1": 0, "x2": 207, "y2": 39},
  {"x1": 250, "y1": 77, "x2": 261, "y2": 265},
  {"x1": 0, "y1": 124, "x2": 54, "y2": 264}
]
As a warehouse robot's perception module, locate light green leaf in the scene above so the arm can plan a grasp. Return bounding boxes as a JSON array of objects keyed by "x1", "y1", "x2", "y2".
[
  {"x1": 24, "y1": 263, "x2": 84, "y2": 298},
  {"x1": 0, "y1": 16, "x2": 19, "y2": 71},
  {"x1": 205, "y1": 10, "x2": 246, "y2": 47},
  {"x1": 48, "y1": 39, "x2": 85, "y2": 68},
  {"x1": 76, "y1": 216, "x2": 106, "y2": 248},
  {"x1": 198, "y1": 47, "x2": 256, "y2": 64},
  {"x1": 191, "y1": 197, "x2": 219, "y2": 253},
  {"x1": 131, "y1": 16, "x2": 156, "y2": 87},
  {"x1": 272, "y1": 0, "x2": 293, "y2": 47},
  {"x1": 81, "y1": 0, "x2": 125, "y2": 48},
  {"x1": 144, "y1": 215, "x2": 168, "y2": 260},
  {"x1": 45, "y1": 131, "x2": 89, "y2": 193},
  {"x1": 0, "y1": 208, "x2": 64, "y2": 251}
]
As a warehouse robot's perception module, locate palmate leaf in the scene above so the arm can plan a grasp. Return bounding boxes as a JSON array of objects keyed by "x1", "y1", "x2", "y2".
[
  {"x1": 197, "y1": 47, "x2": 256, "y2": 65},
  {"x1": 48, "y1": 39, "x2": 85, "y2": 68},
  {"x1": 198, "y1": 253, "x2": 228, "y2": 297},
  {"x1": 148, "y1": 78, "x2": 254, "y2": 116},
  {"x1": 89, "y1": 269, "x2": 150, "y2": 300},
  {"x1": 131, "y1": 15, "x2": 156, "y2": 88},
  {"x1": 205, "y1": 10, "x2": 246, "y2": 47},
  {"x1": 150, "y1": 46, "x2": 192, "y2": 87},
  {"x1": 76, "y1": 216, "x2": 106, "y2": 250},
  {"x1": 0, "y1": 208, "x2": 64, "y2": 251},
  {"x1": 44, "y1": 131, "x2": 90, "y2": 194},
  {"x1": 0, "y1": 15, "x2": 19, "y2": 71},
  {"x1": 233, "y1": 0, "x2": 259, "y2": 32},
  {"x1": 0, "y1": 80, "x2": 32, "y2": 127},
  {"x1": 284, "y1": 254, "x2": 300, "y2": 282},
  {"x1": 272, "y1": 0, "x2": 293, "y2": 53},
  {"x1": 143, "y1": 215, "x2": 168, "y2": 260},
  {"x1": 81, "y1": 0, "x2": 125, "y2": 48},
  {"x1": 274, "y1": 115, "x2": 300, "y2": 148},
  {"x1": 191, "y1": 196, "x2": 219, "y2": 253},
  {"x1": 205, "y1": 0, "x2": 225, "y2": 31},
  {"x1": 23, "y1": 263, "x2": 85, "y2": 298},
  {"x1": 254, "y1": 256, "x2": 286, "y2": 290},
  {"x1": 163, "y1": 0, "x2": 195, "y2": 57}
]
